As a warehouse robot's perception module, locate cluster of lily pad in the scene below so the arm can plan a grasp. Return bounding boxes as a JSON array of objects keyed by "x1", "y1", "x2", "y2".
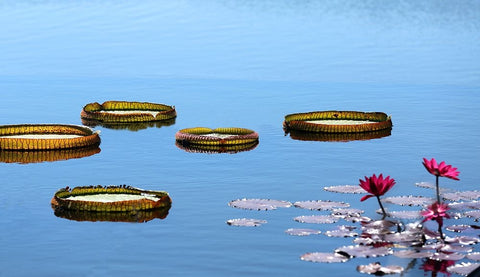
[{"x1": 227, "y1": 158, "x2": 480, "y2": 276}]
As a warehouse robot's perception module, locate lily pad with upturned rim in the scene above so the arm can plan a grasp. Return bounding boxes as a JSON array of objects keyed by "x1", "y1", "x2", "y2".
[
  {"x1": 81, "y1": 101, "x2": 177, "y2": 123},
  {"x1": 283, "y1": 110, "x2": 392, "y2": 133},
  {"x1": 51, "y1": 185, "x2": 172, "y2": 212},
  {"x1": 0, "y1": 124, "x2": 100, "y2": 150},
  {"x1": 175, "y1": 127, "x2": 259, "y2": 147}
]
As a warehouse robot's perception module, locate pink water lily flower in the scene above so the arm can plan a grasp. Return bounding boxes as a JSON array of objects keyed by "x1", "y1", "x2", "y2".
[
  {"x1": 421, "y1": 202, "x2": 451, "y2": 225},
  {"x1": 359, "y1": 174, "x2": 396, "y2": 202},
  {"x1": 422, "y1": 158, "x2": 460, "y2": 180}
]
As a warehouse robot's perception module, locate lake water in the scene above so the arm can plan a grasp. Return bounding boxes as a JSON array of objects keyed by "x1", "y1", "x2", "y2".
[{"x1": 1, "y1": 1, "x2": 479, "y2": 276}]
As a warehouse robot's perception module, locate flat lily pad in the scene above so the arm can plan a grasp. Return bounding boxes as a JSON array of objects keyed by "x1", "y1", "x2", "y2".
[
  {"x1": 387, "y1": 210, "x2": 422, "y2": 219},
  {"x1": 445, "y1": 235, "x2": 480, "y2": 245},
  {"x1": 325, "y1": 226, "x2": 358, "y2": 238},
  {"x1": 383, "y1": 196, "x2": 434, "y2": 206},
  {"x1": 466, "y1": 252, "x2": 480, "y2": 262},
  {"x1": 294, "y1": 215, "x2": 339, "y2": 224},
  {"x1": 443, "y1": 191, "x2": 480, "y2": 202},
  {"x1": 226, "y1": 218, "x2": 267, "y2": 227},
  {"x1": 285, "y1": 228, "x2": 321, "y2": 236},
  {"x1": 324, "y1": 185, "x2": 366, "y2": 194},
  {"x1": 300, "y1": 252, "x2": 350, "y2": 263},
  {"x1": 228, "y1": 198, "x2": 292, "y2": 210},
  {"x1": 446, "y1": 224, "x2": 480, "y2": 233},
  {"x1": 447, "y1": 262, "x2": 480, "y2": 276},
  {"x1": 335, "y1": 245, "x2": 393, "y2": 258},
  {"x1": 393, "y1": 250, "x2": 434, "y2": 259},
  {"x1": 449, "y1": 201, "x2": 480, "y2": 210},
  {"x1": 465, "y1": 210, "x2": 480, "y2": 221},
  {"x1": 357, "y1": 262, "x2": 404, "y2": 275},
  {"x1": 293, "y1": 200, "x2": 349, "y2": 210}
]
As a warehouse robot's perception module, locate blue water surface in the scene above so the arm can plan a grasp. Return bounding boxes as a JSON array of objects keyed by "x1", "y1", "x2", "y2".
[{"x1": 1, "y1": 1, "x2": 479, "y2": 277}]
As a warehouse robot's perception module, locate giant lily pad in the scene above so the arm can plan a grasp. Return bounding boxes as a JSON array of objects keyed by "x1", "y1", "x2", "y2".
[
  {"x1": 175, "y1": 127, "x2": 259, "y2": 149},
  {"x1": 0, "y1": 124, "x2": 100, "y2": 150},
  {"x1": 51, "y1": 185, "x2": 171, "y2": 212},
  {"x1": 283, "y1": 110, "x2": 392, "y2": 133},
  {"x1": 81, "y1": 101, "x2": 176, "y2": 123}
]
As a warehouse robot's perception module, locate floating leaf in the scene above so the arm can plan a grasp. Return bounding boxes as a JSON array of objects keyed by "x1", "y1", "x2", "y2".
[
  {"x1": 443, "y1": 191, "x2": 480, "y2": 202},
  {"x1": 467, "y1": 252, "x2": 480, "y2": 262},
  {"x1": 387, "y1": 210, "x2": 422, "y2": 219},
  {"x1": 323, "y1": 185, "x2": 366, "y2": 194},
  {"x1": 300, "y1": 252, "x2": 349, "y2": 263},
  {"x1": 447, "y1": 262, "x2": 480, "y2": 276},
  {"x1": 335, "y1": 245, "x2": 393, "y2": 258},
  {"x1": 393, "y1": 250, "x2": 433, "y2": 259},
  {"x1": 383, "y1": 232, "x2": 423, "y2": 244},
  {"x1": 431, "y1": 252, "x2": 466, "y2": 261},
  {"x1": 325, "y1": 226, "x2": 358, "y2": 238},
  {"x1": 293, "y1": 200, "x2": 349, "y2": 210},
  {"x1": 445, "y1": 236, "x2": 480, "y2": 245},
  {"x1": 343, "y1": 215, "x2": 372, "y2": 223},
  {"x1": 465, "y1": 210, "x2": 480, "y2": 221},
  {"x1": 383, "y1": 196, "x2": 434, "y2": 207},
  {"x1": 361, "y1": 220, "x2": 399, "y2": 235},
  {"x1": 285, "y1": 228, "x2": 321, "y2": 236},
  {"x1": 415, "y1": 181, "x2": 451, "y2": 192},
  {"x1": 226, "y1": 218, "x2": 267, "y2": 227},
  {"x1": 228, "y1": 198, "x2": 292, "y2": 210},
  {"x1": 357, "y1": 262, "x2": 404, "y2": 275},
  {"x1": 422, "y1": 243, "x2": 473, "y2": 253},
  {"x1": 446, "y1": 224, "x2": 480, "y2": 233},
  {"x1": 294, "y1": 215, "x2": 338, "y2": 224},
  {"x1": 449, "y1": 201, "x2": 480, "y2": 210},
  {"x1": 331, "y1": 208, "x2": 364, "y2": 217}
]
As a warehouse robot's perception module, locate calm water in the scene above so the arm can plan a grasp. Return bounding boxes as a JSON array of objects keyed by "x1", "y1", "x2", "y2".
[{"x1": 1, "y1": 1, "x2": 479, "y2": 276}]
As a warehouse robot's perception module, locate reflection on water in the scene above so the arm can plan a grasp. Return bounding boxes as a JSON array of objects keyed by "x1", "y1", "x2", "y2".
[
  {"x1": 175, "y1": 140, "x2": 259, "y2": 154},
  {"x1": 0, "y1": 146, "x2": 101, "y2": 164},
  {"x1": 52, "y1": 206, "x2": 170, "y2": 223},
  {"x1": 285, "y1": 128, "x2": 392, "y2": 142},
  {"x1": 81, "y1": 118, "x2": 176, "y2": 132}
]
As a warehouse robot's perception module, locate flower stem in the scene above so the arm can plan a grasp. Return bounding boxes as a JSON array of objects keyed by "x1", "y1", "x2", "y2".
[
  {"x1": 435, "y1": 175, "x2": 441, "y2": 204},
  {"x1": 376, "y1": 196, "x2": 387, "y2": 218}
]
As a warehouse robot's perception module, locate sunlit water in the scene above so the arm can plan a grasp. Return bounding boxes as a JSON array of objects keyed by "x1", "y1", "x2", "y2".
[{"x1": 1, "y1": 1, "x2": 479, "y2": 276}]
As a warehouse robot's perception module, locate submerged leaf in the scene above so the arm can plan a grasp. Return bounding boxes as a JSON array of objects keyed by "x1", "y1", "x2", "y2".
[
  {"x1": 226, "y1": 218, "x2": 267, "y2": 227},
  {"x1": 285, "y1": 228, "x2": 321, "y2": 236},
  {"x1": 294, "y1": 215, "x2": 338, "y2": 224},
  {"x1": 357, "y1": 262, "x2": 404, "y2": 275},
  {"x1": 323, "y1": 185, "x2": 366, "y2": 194},
  {"x1": 293, "y1": 200, "x2": 349, "y2": 210},
  {"x1": 228, "y1": 198, "x2": 292, "y2": 210},
  {"x1": 383, "y1": 196, "x2": 434, "y2": 207},
  {"x1": 300, "y1": 252, "x2": 349, "y2": 263}
]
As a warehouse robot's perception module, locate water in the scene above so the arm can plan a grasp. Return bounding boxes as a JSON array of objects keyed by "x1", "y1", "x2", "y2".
[{"x1": 1, "y1": 1, "x2": 479, "y2": 276}]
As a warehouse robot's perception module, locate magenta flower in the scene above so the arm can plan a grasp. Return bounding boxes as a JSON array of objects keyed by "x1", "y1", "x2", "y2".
[
  {"x1": 422, "y1": 158, "x2": 460, "y2": 180},
  {"x1": 359, "y1": 174, "x2": 395, "y2": 217},
  {"x1": 359, "y1": 174, "x2": 396, "y2": 202},
  {"x1": 421, "y1": 202, "x2": 451, "y2": 226}
]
